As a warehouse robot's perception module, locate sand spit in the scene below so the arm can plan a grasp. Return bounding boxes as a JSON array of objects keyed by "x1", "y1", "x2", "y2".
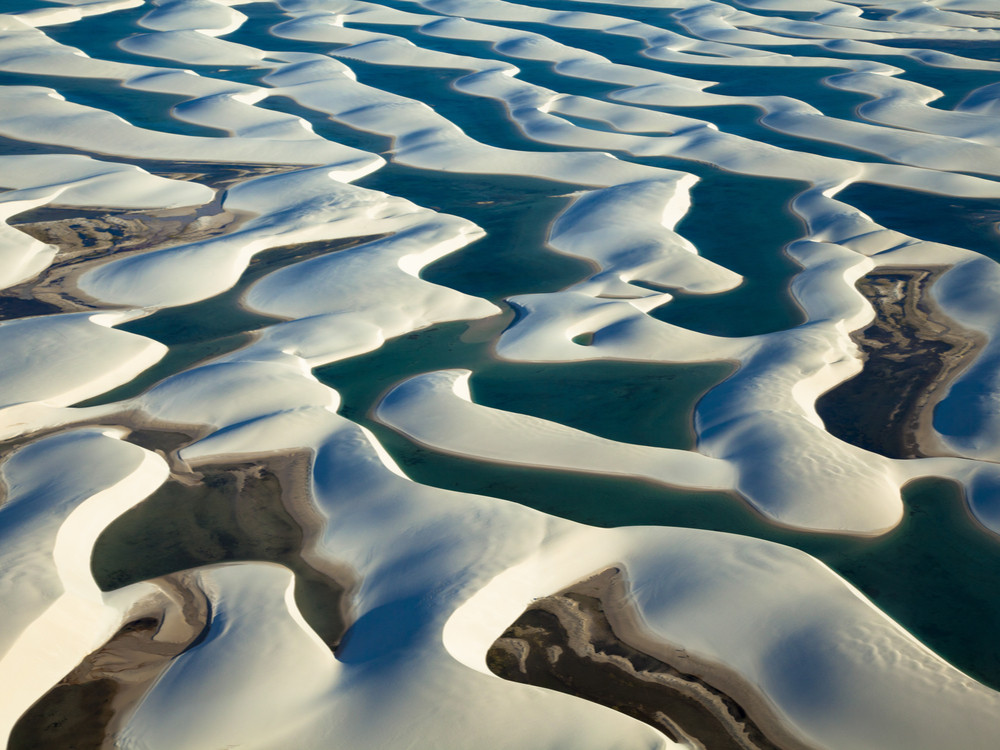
[
  {"x1": 817, "y1": 266, "x2": 986, "y2": 458},
  {"x1": 488, "y1": 568, "x2": 814, "y2": 750},
  {"x1": 3, "y1": 161, "x2": 307, "y2": 315}
]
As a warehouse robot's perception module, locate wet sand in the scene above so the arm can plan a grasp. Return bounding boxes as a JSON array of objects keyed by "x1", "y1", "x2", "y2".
[
  {"x1": 488, "y1": 568, "x2": 815, "y2": 750},
  {"x1": 94, "y1": 437, "x2": 354, "y2": 651},
  {"x1": 8, "y1": 196, "x2": 249, "y2": 316},
  {"x1": 815, "y1": 267, "x2": 985, "y2": 459}
]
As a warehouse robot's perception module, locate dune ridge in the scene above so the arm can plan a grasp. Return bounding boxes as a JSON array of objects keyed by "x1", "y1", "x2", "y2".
[{"x1": 3, "y1": 0, "x2": 1000, "y2": 748}]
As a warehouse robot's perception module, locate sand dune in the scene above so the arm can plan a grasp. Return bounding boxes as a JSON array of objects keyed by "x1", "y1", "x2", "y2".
[{"x1": 3, "y1": 0, "x2": 1000, "y2": 747}]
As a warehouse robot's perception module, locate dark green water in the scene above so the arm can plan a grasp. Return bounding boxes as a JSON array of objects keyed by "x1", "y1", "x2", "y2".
[
  {"x1": 438, "y1": 14, "x2": 873, "y2": 121},
  {"x1": 14, "y1": 0, "x2": 1000, "y2": 703},
  {"x1": 338, "y1": 55, "x2": 592, "y2": 152},
  {"x1": 360, "y1": 165, "x2": 594, "y2": 300},
  {"x1": 66, "y1": 162, "x2": 591, "y2": 407},
  {"x1": 255, "y1": 95, "x2": 393, "y2": 155},
  {"x1": 837, "y1": 182, "x2": 1000, "y2": 261},
  {"x1": 313, "y1": 322, "x2": 1000, "y2": 689},
  {"x1": 219, "y1": 1, "x2": 336, "y2": 55},
  {"x1": 341, "y1": 18, "x2": 890, "y2": 164},
  {"x1": 0, "y1": 71, "x2": 226, "y2": 138},
  {"x1": 880, "y1": 38, "x2": 1000, "y2": 65},
  {"x1": 295, "y1": 25, "x2": 813, "y2": 339},
  {"x1": 39, "y1": 2, "x2": 302, "y2": 83},
  {"x1": 338, "y1": 378, "x2": 1000, "y2": 692},
  {"x1": 377, "y1": 161, "x2": 808, "y2": 340},
  {"x1": 39, "y1": 6, "x2": 182, "y2": 68},
  {"x1": 745, "y1": 38, "x2": 1000, "y2": 111},
  {"x1": 3, "y1": 0, "x2": 62, "y2": 10},
  {"x1": 315, "y1": 316, "x2": 734, "y2": 450},
  {"x1": 647, "y1": 167, "x2": 807, "y2": 337}
]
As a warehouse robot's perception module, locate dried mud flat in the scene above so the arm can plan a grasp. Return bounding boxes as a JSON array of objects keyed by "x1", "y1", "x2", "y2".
[
  {"x1": 488, "y1": 569, "x2": 814, "y2": 750},
  {"x1": 816, "y1": 267, "x2": 985, "y2": 459}
]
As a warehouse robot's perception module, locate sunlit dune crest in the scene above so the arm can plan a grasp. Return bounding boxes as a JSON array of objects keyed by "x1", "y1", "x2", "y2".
[{"x1": 3, "y1": 0, "x2": 1000, "y2": 748}]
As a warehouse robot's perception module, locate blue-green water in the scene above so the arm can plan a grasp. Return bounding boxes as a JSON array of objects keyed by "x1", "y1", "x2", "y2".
[
  {"x1": 314, "y1": 315, "x2": 735, "y2": 451},
  {"x1": 786, "y1": 47, "x2": 1000, "y2": 112},
  {"x1": 338, "y1": 58, "x2": 564, "y2": 153},
  {"x1": 0, "y1": 71, "x2": 227, "y2": 138},
  {"x1": 75, "y1": 236, "x2": 372, "y2": 407},
  {"x1": 647, "y1": 168, "x2": 807, "y2": 337},
  {"x1": 880, "y1": 38, "x2": 1000, "y2": 64},
  {"x1": 8, "y1": 0, "x2": 1000, "y2": 718},
  {"x1": 837, "y1": 182, "x2": 1000, "y2": 261},
  {"x1": 255, "y1": 95, "x2": 393, "y2": 154},
  {"x1": 341, "y1": 17, "x2": 899, "y2": 164},
  {"x1": 360, "y1": 166, "x2": 592, "y2": 300},
  {"x1": 318, "y1": 328, "x2": 1000, "y2": 690}
]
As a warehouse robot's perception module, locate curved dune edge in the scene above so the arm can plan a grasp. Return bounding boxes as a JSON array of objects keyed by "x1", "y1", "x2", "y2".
[
  {"x1": 817, "y1": 265, "x2": 988, "y2": 459},
  {"x1": 445, "y1": 522, "x2": 1000, "y2": 750},
  {"x1": 5, "y1": 0, "x2": 1000, "y2": 747},
  {"x1": 488, "y1": 567, "x2": 815, "y2": 750},
  {"x1": 375, "y1": 368, "x2": 739, "y2": 492},
  {"x1": 8, "y1": 571, "x2": 210, "y2": 750},
  {"x1": 0, "y1": 429, "x2": 169, "y2": 747}
]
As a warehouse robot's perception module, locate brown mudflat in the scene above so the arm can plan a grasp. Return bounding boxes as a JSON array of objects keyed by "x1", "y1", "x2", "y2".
[
  {"x1": 12, "y1": 444, "x2": 353, "y2": 749},
  {"x1": 8, "y1": 574, "x2": 209, "y2": 750},
  {"x1": 815, "y1": 267, "x2": 983, "y2": 459},
  {"x1": 2, "y1": 160, "x2": 300, "y2": 318},
  {"x1": 488, "y1": 569, "x2": 815, "y2": 750},
  {"x1": 93, "y1": 450, "x2": 352, "y2": 651}
]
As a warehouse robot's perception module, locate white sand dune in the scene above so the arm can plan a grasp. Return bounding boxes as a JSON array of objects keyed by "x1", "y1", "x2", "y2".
[
  {"x1": 0, "y1": 153, "x2": 213, "y2": 287},
  {"x1": 376, "y1": 368, "x2": 738, "y2": 490},
  {"x1": 0, "y1": 428, "x2": 168, "y2": 746},
  {"x1": 4, "y1": 0, "x2": 1000, "y2": 747},
  {"x1": 123, "y1": 406, "x2": 1000, "y2": 750},
  {"x1": 79, "y1": 166, "x2": 454, "y2": 309},
  {"x1": 0, "y1": 312, "x2": 166, "y2": 409}
]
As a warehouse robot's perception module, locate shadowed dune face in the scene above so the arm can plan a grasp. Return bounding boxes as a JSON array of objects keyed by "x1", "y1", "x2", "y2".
[{"x1": 4, "y1": 0, "x2": 1000, "y2": 748}]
